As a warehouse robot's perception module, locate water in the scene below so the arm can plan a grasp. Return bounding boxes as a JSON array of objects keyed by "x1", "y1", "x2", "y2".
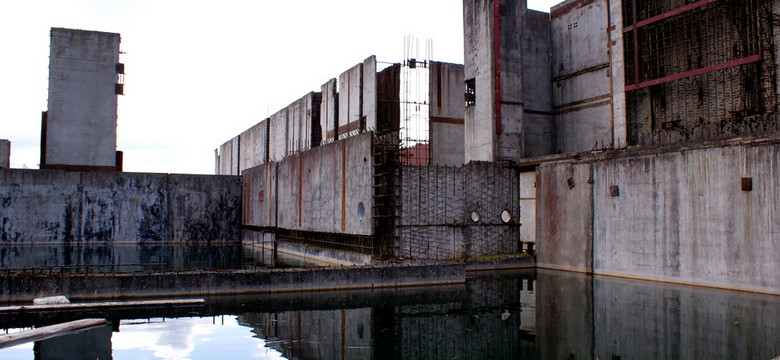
[{"x1": 1, "y1": 269, "x2": 778, "y2": 359}]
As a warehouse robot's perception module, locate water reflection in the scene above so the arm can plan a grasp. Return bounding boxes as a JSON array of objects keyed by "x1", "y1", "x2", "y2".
[{"x1": 1, "y1": 269, "x2": 778, "y2": 359}]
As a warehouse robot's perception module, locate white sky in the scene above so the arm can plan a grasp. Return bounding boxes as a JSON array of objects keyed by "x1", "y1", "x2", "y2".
[{"x1": 0, "y1": 0, "x2": 562, "y2": 174}]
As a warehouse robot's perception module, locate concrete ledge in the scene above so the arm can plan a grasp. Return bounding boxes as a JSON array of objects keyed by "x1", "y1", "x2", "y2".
[
  {"x1": 465, "y1": 256, "x2": 536, "y2": 271},
  {"x1": 0, "y1": 263, "x2": 465, "y2": 303},
  {"x1": 269, "y1": 241, "x2": 373, "y2": 266}
]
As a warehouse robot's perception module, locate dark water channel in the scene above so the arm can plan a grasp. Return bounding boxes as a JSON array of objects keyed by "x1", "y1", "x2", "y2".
[{"x1": 1, "y1": 269, "x2": 778, "y2": 359}]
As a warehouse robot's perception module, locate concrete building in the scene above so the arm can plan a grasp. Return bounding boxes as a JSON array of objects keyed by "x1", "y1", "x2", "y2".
[
  {"x1": 0, "y1": 140, "x2": 9, "y2": 168},
  {"x1": 41, "y1": 28, "x2": 123, "y2": 171}
]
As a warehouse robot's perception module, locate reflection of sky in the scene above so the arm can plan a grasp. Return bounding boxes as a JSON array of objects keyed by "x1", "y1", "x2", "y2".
[{"x1": 111, "y1": 316, "x2": 286, "y2": 360}]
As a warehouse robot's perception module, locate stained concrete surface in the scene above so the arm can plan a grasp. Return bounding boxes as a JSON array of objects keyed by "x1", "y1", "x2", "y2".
[
  {"x1": 0, "y1": 140, "x2": 8, "y2": 168},
  {"x1": 0, "y1": 169, "x2": 241, "y2": 244},
  {"x1": 44, "y1": 28, "x2": 120, "y2": 168},
  {"x1": 536, "y1": 139, "x2": 780, "y2": 295}
]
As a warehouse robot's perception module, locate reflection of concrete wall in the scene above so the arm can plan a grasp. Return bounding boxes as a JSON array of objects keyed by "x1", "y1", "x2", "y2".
[
  {"x1": 35, "y1": 324, "x2": 112, "y2": 360},
  {"x1": 0, "y1": 169, "x2": 241, "y2": 244},
  {"x1": 536, "y1": 140, "x2": 780, "y2": 294},
  {"x1": 240, "y1": 309, "x2": 373, "y2": 360},
  {"x1": 399, "y1": 162, "x2": 519, "y2": 259},
  {"x1": 44, "y1": 28, "x2": 120, "y2": 170},
  {"x1": 536, "y1": 270, "x2": 780, "y2": 360}
]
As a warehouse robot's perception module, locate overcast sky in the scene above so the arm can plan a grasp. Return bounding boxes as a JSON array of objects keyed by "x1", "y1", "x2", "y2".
[{"x1": 0, "y1": 0, "x2": 562, "y2": 174}]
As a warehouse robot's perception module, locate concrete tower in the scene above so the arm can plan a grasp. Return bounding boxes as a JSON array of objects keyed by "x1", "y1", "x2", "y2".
[
  {"x1": 463, "y1": 0, "x2": 554, "y2": 163},
  {"x1": 41, "y1": 28, "x2": 122, "y2": 171}
]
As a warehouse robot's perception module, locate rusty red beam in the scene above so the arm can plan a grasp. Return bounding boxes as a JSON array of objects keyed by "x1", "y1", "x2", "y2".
[
  {"x1": 624, "y1": 0, "x2": 718, "y2": 32},
  {"x1": 493, "y1": 0, "x2": 502, "y2": 136},
  {"x1": 625, "y1": 55, "x2": 761, "y2": 91}
]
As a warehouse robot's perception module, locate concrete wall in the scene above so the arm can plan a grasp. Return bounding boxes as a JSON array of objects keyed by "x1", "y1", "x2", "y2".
[
  {"x1": 0, "y1": 169, "x2": 241, "y2": 245},
  {"x1": 0, "y1": 262, "x2": 465, "y2": 302},
  {"x1": 243, "y1": 132, "x2": 374, "y2": 236},
  {"x1": 398, "y1": 162, "x2": 520, "y2": 259},
  {"x1": 519, "y1": 171, "x2": 536, "y2": 249},
  {"x1": 463, "y1": 0, "x2": 497, "y2": 162},
  {"x1": 238, "y1": 119, "x2": 269, "y2": 173},
  {"x1": 269, "y1": 108, "x2": 288, "y2": 162},
  {"x1": 241, "y1": 163, "x2": 277, "y2": 228},
  {"x1": 321, "y1": 78, "x2": 338, "y2": 144},
  {"x1": 363, "y1": 56, "x2": 378, "y2": 132},
  {"x1": 521, "y1": 10, "x2": 554, "y2": 157},
  {"x1": 536, "y1": 140, "x2": 780, "y2": 294},
  {"x1": 463, "y1": 1, "x2": 556, "y2": 162},
  {"x1": 338, "y1": 62, "x2": 363, "y2": 140},
  {"x1": 0, "y1": 139, "x2": 9, "y2": 168},
  {"x1": 429, "y1": 62, "x2": 465, "y2": 166},
  {"x1": 216, "y1": 135, "x2": 240, "y2": 175},
  {"x1": 550, "y1": 0, "x2": 613, "y2": 153},
  {"x1": 44, "y1": 28, "x2": 120, "y2": 170}
]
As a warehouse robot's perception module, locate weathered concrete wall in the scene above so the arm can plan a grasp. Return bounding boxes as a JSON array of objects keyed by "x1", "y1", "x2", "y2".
[
  {"x1": 216, "y1": 135, "x2": 239, "y2": 175},
  {"x1": 287, "y1": 92, "x2": 322, "y2": 154},
  {"x1": 244, "y1": 133, "x2": 374, "y2": 236},
  {"x1": 464, "y1": 1, "x2": 556, "y2": 162},
  {"x1": 551, "y1": 0, "x2": 613, "y2": 153},
  {"x1": 463, "y1": 0, "x2": 497, "y2": 162},
  {"x1": 519, "y1": 171, "x2": 536, "y2": 249},
  {"x1": 536, "y1": 161, "x2": 594, "y2": 273},
  {"x1": 363, "y1": 56, "x2": 378, "y2": 132},
  {"x1": 44, "y1": 28, "x2": 120, "y2": 169},
  {"x1": 0, "y1": 169, "x2": 241, "y2": 245},
  {"x1": 269, "y1": 108, "x2": 288, "y2": 162},
  {"x1": 399, "y1": 162, "x2": 519, "y2": 259},
  {"x1": 522, "y1": 10, "x2": 554, "y2": 157},
  {"x1": 592, "y1": 142, "x2": 779, "y2": 294},
  {"x1": 238, "y1": 119, "x2": 269, "y2": 173},
  {"x1": 241, "y1": 163, "x2": 276, "y2": 228},
  {"x1": 0, "y1": 263, "x2": 465, "y2": 302},
  {"x1": 429, "y1": 62, "x2": 465, "y2": 166},
  {"x1": 0, "y1": 140, "x2": 9, "y2": 168},
  {"x1": 338, "y1": 62, "x2": 363, "y2": 140},
  {"x1": 320, "y1": 78, "x2": 338, "y2": 144},
  {"x1": 536, "y1": 140, "x2": 780, "y2": 294}
]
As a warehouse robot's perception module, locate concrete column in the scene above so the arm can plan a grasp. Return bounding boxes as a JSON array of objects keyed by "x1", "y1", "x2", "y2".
[{"x1": 0, "y1": 139, "x2": 9, "y2": 168}]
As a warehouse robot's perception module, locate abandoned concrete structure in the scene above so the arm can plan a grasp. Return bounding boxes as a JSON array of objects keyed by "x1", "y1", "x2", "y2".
[
  {"x1": 41, "y1": 28, "x2": 124, "y2": 171},
  {"x1": 216, "y1": 0, "x2": 779, "y2": 294}
]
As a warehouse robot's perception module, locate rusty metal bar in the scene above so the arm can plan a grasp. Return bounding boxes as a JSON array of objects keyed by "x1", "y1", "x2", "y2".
[
  {"x1": 624, "y1": 0, "x2": 718, "y2": 32},
  {"x1": 625, "y1": 55, "x2": 761, "y2": 91}
]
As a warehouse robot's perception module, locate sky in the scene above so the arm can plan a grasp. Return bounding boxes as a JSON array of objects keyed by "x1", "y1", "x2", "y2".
[{"x1": 0, "y1": 0, "x2": 562, "y2": 174}]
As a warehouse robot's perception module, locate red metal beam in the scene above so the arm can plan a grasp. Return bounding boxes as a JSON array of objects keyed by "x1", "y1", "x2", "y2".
[
  {"x1": 625, "y1": 55, "x2": 761, "y2": 91},
  {"x1": 624, "y1": 0, "x2": 718, "y2": 32}
]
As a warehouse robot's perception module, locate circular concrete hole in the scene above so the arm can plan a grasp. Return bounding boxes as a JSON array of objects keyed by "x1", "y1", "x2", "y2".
[
  {"x1": 357, "y1": 202, "x2": 365, "y2": 220},
  {"x1": 501, "y1": 210, "x2": 512, "y2": 223},
  {"x1": 470, "y1": 211, "x2": 480, "y2": 222}
]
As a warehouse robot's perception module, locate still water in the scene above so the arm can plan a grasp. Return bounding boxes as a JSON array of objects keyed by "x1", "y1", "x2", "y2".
[{"x1": 1, "y1": 269, "x2": 778, "y2": 359}]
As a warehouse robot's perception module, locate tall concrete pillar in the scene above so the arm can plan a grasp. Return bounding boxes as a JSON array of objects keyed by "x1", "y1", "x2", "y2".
[
  {"x1": 463, "y1": 0, "x2": 553, "y2": 163},
  {"x1": 42, "y1": 28, "x2": 122, "y2": 171}
]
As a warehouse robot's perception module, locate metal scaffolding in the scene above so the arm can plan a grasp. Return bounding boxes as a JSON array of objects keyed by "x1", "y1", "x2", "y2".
[{"x1": 623, "y1": 0, "x2": 778, "y2": 145}]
